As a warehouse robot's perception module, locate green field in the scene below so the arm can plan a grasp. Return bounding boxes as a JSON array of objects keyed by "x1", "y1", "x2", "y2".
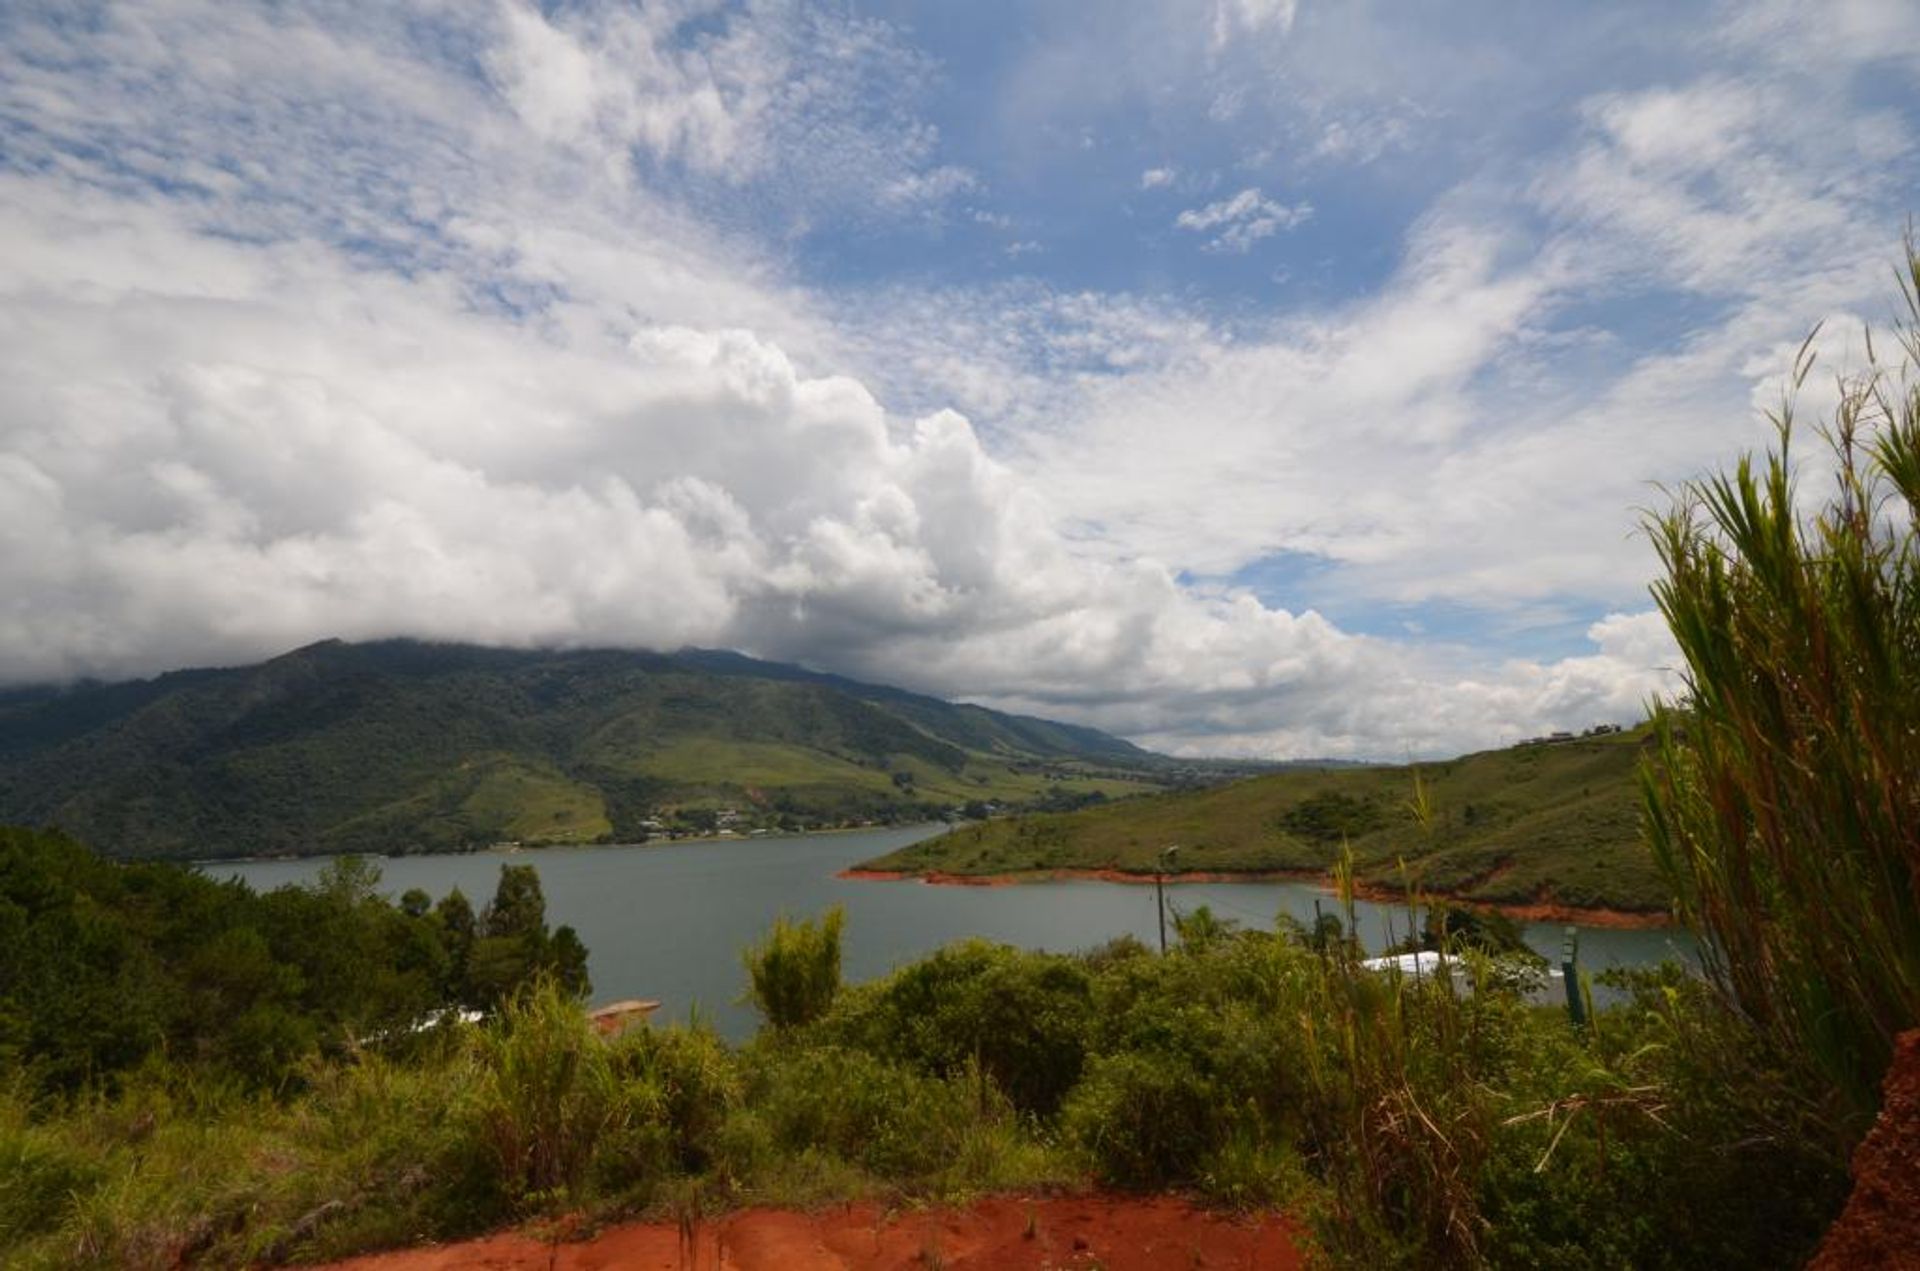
[{"x1": 860, "y1": 727, "x2": 1670, "y2": 913}]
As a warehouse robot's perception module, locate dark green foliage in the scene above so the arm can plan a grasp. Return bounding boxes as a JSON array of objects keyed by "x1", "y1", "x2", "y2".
[
  {"x1": 0, "y1": 907, "x2": 1852, "y2": 1269},
  {"x1": 1394, "y1": 901, "x2": 1539, "y2": 961},
  {"x1": 464, "y1": 866, "x2": 591, "y2": 1009},
  {"x1": 1280, "y1": 791, "x2": 1388, "y2": 842},
  {"x1": 741, "y1": 908, "x2": 844, "y2": 1032},
  {"x1": 482, "y1": 865, "x2": 546, "y2": 940},
  {"x1": 1171, "y1": 903, "x2": 1240, "y2": 951},
  {"x1": 826, "y1": 940, "x2": 1096, "y2": 1116},
  {"x1": 1062, "y1": 1050, "x2": 1222, "y2": 1188},
  {"x1": 602, "y1": 1023, "x2": 739, "y2": 1177},
  {"x1": 0, "y1": 828, "x2": 580, "y2": 1099},
  {"x1": 742, "y1": 1045, "x2": 984, "y2": 1180},
  {"x1": 457, "y1": 983, "x2": 619, "y2": 1209}
]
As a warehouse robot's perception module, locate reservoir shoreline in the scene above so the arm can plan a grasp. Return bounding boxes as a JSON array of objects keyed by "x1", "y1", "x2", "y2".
[{"x1": 839, "y1": 865, "x2": 1673, "y2": 930}]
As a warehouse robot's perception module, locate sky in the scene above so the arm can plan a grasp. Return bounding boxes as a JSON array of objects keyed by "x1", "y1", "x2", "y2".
[{"x1": 2, "y1": 0, "x2": 1917, "y2": 759}]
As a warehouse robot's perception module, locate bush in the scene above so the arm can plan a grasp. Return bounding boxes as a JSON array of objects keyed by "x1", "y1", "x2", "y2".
[
  {"x1": 827, "y1": 940, "x2": 1095, "y2": 1117},
  {"x1": 603, "y1": 1022, "x2": 740, "y2": 1178},
  {"x1": 455, "y1": 982, "x2": 616, "y2": 1210},
  {"x1": 741, "y1": 908, "x2": 844, "y2": 1032},
  {"x1": 744, "y1": 1045, "x2": 988, "y2": 1182},
  {"x1": 1063, "y1": 1050, "x2": 1222, "y2": 1188}
]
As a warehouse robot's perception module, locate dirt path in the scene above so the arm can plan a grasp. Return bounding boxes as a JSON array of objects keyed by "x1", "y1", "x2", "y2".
[{"x1": 309, "y1": 1194, "x2": 1304, "y2": 1270}]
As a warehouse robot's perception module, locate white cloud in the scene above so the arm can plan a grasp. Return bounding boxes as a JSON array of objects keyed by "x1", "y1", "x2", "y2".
[
  {"x1": 1211, "y1": 0, "x2": 1300, "y2": 52},
  {"x1": 1140, "y1": 166, "x2": 1177, "y2": 190},
  {"x1": 1175, "y1": 188, "x2": 1313, "y2": 252},
  {"x1": 7, "y1": 0, "x2": 1910, "y2": 762},
  {"x1": 0, "y1": 162, "x2": 1671, "y2": 758}
]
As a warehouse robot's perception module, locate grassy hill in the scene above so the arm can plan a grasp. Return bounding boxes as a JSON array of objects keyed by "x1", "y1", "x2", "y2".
[
  {"x1": 0, "y1": 640, "x2": 1178, "y2": 860},
  {"x1": 858, "y1": 726, "x2": 1672, "y2": 914}
]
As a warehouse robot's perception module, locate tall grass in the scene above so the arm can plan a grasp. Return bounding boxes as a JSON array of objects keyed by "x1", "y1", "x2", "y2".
[
  {"x1": 1642, "y1": 248, "x2": 1920, "y2": 1147},
  {"x1": 460, "y1": 981, "x2": 621, "y2": 1209}
]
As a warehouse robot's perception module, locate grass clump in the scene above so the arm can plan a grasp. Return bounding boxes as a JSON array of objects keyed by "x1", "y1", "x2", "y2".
[{"x1": 1643, "y1": 269, "x2": 1920, "y2": 1150}]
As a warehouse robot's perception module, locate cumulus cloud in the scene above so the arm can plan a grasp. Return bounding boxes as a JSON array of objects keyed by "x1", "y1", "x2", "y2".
[
  {"x1": 1140, "y1": 166, "x2": 1177, "y2": 190},
  {"x1": 18, "y1": 0, "x2": 1885, "y2": 761},
  {"x1": 1175, "y1": 188, "x2": 1314, "y2": 252},
  {"x1": 0, "y1": 165, "x2": 1672, "y2": 757}
]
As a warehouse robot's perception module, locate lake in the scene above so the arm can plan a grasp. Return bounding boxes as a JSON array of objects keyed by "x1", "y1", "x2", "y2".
[{"x1": 211, "y1": 825, "x2": 1695, "y2": 1038}]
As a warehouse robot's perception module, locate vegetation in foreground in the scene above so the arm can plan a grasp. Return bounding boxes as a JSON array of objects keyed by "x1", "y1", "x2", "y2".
[
  {"x1": 861, "y1": 724, "x2": 1666, "y2": 914},
  {"x1": 1642, "y1": 262, "x2": 1920, "y2": 1151},
  {"x1": 0, "y1": 866, "x2": 1847, "y2": 1270},
  {"x1": 5, "y1": 251, "x2": 1919, "y2": 1270}
]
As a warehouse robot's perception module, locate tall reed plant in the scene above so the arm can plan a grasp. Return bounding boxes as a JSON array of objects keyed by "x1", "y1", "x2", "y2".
[{"x1": 1642, "y1": 246, "x2": 1920, "y2": 1147}]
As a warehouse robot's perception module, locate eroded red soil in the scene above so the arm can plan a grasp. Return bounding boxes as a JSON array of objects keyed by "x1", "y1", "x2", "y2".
[
  {"x1": 308, "y1": 1194, "x2": 1303, "y2": 1270},
  {"x1": 1810, "y1": 1028, "x2": 1920, "y2": 1269}
]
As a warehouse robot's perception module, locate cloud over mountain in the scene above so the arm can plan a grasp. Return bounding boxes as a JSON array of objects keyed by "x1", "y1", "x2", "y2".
[{"x1": 2, "y1": 0, "x2": 1913, "y2": 758}]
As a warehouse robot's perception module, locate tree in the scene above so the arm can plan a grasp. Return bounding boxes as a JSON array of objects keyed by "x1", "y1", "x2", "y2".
[
  {"x1": 435, "y1": 887, "x2": 477, "y2": 1002},
  {"x1": 314, "y1": 854, "x2": 383, "y2": 906},
  {"x1": 548, "y1": 925, "x2": 591, "y2": 999},
  {"x1": 1172, "y1": 904, "x2": 1239, "y2": 952},
  {"x1": 741, "y1": 907, "x2": 844, "y2": 1031},
  {"x1": 482, "y1": 864, "x2": 547, "y2": 940}
]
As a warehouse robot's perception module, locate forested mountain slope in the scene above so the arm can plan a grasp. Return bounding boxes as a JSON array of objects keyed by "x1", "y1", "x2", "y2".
[{"x1": 0, "y1": 640, "x2": 1167, "y2": 859}]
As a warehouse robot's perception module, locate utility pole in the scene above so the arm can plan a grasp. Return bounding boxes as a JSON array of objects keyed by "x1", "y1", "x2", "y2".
[{"x1": 1156, "y1": 844, "x2": 1180, "y2": 953}]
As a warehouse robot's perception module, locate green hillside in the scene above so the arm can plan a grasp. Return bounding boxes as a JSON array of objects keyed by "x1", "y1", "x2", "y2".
[
  {"x1": 0, "y1": 640, "x2": 1174, "y2": 860},
  {"x1": 859, "y1": 726, "x2": 1671, "y2": 914}
]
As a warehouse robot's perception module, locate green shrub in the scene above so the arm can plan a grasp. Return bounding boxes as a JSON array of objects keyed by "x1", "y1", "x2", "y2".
[
  {"x1": 741, "y1": 908, "x2": 844, "y2": 1032},
  {"x1": 1062, "y1": 1050, "x2": 1222, "y2": 1188},
  {"x1": 604, "y1": 1022, "x2": 740, "y2": 1176},
  {"x1": 455, "y1": 981, "x2": 616, "y2": 1211},
  {"x1": 828, "y1": 940, "x2": 1095, "y2": 1116},
  {"x1": 745, "y1": 1044, "x2": 987, "y2": 1182},
  {"x1": 0, "y1": 1112, "x2": 101, "y2": 1247}
]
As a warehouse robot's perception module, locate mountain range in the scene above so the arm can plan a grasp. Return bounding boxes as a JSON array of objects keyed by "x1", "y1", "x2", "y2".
[{"x1": 0, "y1": 640, "x2": 1176, "y2": 859}]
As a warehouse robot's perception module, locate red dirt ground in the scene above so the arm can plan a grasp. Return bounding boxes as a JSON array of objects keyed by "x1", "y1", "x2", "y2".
[
  {"x1": 308, "y1": 1194, "x2": 1304, "y2": 1270},
  {"x1": 1809, "y1": 1028, "x2": 1920, "y2": 1270}
]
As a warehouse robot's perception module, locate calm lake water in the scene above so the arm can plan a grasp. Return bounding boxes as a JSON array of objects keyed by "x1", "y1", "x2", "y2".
[{"x1": 211, "y1": 825, "x2": 1695, "y2": 1039}]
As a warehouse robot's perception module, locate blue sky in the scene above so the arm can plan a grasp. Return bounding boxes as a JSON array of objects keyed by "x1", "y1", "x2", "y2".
[{"x1": 1, "y1": 0, "x2": 1917, "y2": 757}]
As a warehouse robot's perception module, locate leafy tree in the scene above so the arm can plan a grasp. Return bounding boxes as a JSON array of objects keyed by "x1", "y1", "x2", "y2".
[
  {"x1": 315, "y1": 853, "x2": 383, "y2": 906},
  {"x1": 1172, "y1": 904, "x2": 1239, "y2": 952},
  {"x1": 434, "y1": 886, "x2": 477, "y2": 999},
  {"x1": 0, "y1": 825, "x2": 562, "y2": 1095},
  {"x1": 483, "y1": 864, "x2": 547, "y2": 940},
  {"x1": 742, "y1": 907, "x2": 844, "y2": 1031},
  {"x1": 548, "y1": 925, "x2": 592, "y2": 999},
  {"x1": 1397, "y1": 901, "x2": 1537, "y2": 961}
]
